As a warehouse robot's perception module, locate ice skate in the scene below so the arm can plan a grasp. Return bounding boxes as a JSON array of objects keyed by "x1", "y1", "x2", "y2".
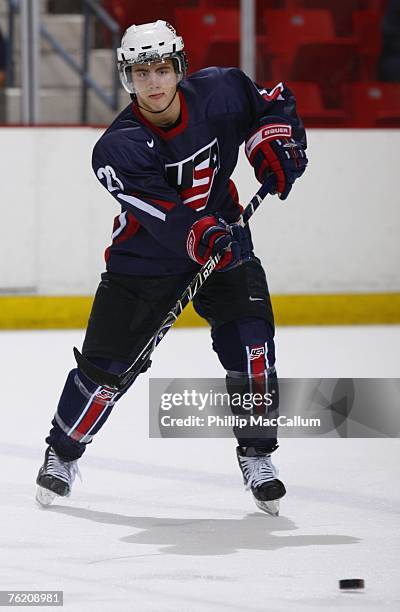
[
  {"x1": 36, "y1": 446, "x2": 80, "y2": 506},
  {"x1": 237, "y1": 446, "x2": 286, "y2": 516}
]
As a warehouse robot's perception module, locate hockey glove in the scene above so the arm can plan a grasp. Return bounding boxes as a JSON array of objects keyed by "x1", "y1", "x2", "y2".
[
  {"x1": 187, "y1": 216, "x2": 251, "y2": 271},
  {"x1": 245, "y1": 116, "x2": 308, "y2": 200}
]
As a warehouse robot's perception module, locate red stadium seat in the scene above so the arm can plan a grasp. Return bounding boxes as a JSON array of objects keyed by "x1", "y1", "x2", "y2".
[
  {"x1": 199, "y1": 0, "x2": 239, "y2": 7},
  {"x1": 199, "y1": 0, "x2": 288, "y2": 36},
  {"x1": 290, "y1": 40, "x2": 361, "y2": 107},
  {"x1": 344, "y1": 82, "x2": 400, "y2": 127},
  {"x1": 205, "y1": 38, "x2": 273, "y2": 81},
  {"x1": 353, "y1": 10, "x2": 382, "y2": 78},
  {"x1": 199, "y1": 0, "x2": 285, "y2": 7},
  {"x1": 102, "y1": 1, "x2": 196, "y2": 35},
  {"x1": 291, "y1": 0, "x2": 385, "y2": 36},
  {"x1": 353, "y1": 10, "x2": 382, "y2": 50},
  {"x1": 198, "y1": 0, "x2": 287, "y2": 21},
  {"x1": 205, "y1": 40, "x2": 239, "y2": 69},
  {"x1": 175, "y1": 8, "x2": 240, "y2": 73},
  {"x1": 262, "y1": 9, "x2": 336, "y2": 76},
  {"x1": 285, "y1": 81, "x2": 347, "y2": 126},
  {"x1": 263, "y1": 9, "x2": 335, "y2": 54}
]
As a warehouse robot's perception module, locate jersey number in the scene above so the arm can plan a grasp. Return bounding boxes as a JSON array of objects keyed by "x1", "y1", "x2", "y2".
[{"x1": 97, "y1": 165, "x2": 124, "y2": 193}]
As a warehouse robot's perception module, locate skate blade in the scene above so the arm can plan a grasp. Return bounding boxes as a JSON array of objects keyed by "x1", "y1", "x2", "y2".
[
  {"x1": 254, "y1": 498, "x2": 280, "y2": 516},
  {"x1": 35, "y1": 486, "x2": 58, "y2": 507}
]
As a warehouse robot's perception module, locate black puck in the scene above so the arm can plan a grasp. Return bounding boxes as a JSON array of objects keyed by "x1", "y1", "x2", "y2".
[{"x1": 339, "y1": 579, "x2": 365, "y2": 590}]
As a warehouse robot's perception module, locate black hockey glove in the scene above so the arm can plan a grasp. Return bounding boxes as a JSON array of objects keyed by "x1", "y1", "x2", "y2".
[
  {"x1": 245, "y1": 116, "x2": 308, "y2": 200},
  {"x1": 187, "y1": 216, "x2": 251, "y2": 271}
]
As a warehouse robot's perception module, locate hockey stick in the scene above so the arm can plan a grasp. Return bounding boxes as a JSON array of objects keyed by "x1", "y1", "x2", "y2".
[{"x1": 73, "y1": 176, "x2": 277, "y2": 392}]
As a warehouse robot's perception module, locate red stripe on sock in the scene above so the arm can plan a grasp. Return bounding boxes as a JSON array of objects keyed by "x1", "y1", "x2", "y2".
[
  {"x1": 249, "y1": 346, "x2": 266, "y2": 415},
  {"x1": 74, "y1": 399, "x2": 106, "y2": 439}
]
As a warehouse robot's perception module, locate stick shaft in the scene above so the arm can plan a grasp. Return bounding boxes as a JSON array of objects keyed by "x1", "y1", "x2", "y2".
[{"x1": 74, "y1": 178, "x2": 276, "y2": 391}]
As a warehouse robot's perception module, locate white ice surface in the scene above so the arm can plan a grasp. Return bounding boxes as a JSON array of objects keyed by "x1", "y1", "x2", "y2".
[{"x1": 1, "y1": 326, "x2": 400, "y2": 611}]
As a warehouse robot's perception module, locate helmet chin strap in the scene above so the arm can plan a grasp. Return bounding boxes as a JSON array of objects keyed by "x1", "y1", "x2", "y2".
[{"x1": 136, "y1": 88, "x2": 178, "y2": 114}]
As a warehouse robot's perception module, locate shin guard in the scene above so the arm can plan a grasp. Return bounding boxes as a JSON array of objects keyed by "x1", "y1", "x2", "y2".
[
  {"x1": 211, "y1": 317, "x2": 279, "y2": 451},
  {"x1": 46, "y1": 358, "x2": 128, "y2": 460}
]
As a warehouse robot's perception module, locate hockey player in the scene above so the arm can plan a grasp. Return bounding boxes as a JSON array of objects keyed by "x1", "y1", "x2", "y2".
[{"x1": 36, "y1": 21, "x2": 307, "y2": 515}]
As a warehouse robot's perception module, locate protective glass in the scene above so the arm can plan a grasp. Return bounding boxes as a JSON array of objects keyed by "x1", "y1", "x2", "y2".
[{"x1": 120, "y1": 58, "x2": 183, "y2": 95}]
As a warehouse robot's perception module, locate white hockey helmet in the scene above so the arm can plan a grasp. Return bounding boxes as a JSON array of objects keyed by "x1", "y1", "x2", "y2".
[{"x1": 117, "y1": 20, "x2": 188, "y2": 95}]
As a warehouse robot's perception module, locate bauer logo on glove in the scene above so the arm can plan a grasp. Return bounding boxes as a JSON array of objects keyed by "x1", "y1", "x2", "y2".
[{"x1": 246, "y1": 115, "x2": 308, "y2": 200}]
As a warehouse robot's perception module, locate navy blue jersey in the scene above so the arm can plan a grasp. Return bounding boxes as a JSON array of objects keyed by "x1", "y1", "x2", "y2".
[{"x1": 92, "y1": 67, "x2": 306, "y2": 276}]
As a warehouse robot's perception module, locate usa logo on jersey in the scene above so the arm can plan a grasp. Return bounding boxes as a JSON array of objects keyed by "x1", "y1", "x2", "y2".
[{"x1": 165, "y1": 138, "x2": 220, "y2": 211}]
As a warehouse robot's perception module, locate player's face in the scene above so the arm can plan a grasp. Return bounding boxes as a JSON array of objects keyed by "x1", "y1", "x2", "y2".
[{"x1": 132, "y1": 60, "x2": 179, "y2": 112}]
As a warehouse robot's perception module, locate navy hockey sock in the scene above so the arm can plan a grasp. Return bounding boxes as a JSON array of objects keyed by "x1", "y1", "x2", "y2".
[
  {"x1": 211, "y1": 317, "x2": 279, "y2": 451},
  {"x1": 46, "y1": 357, "x2": 128, "y2": 461}
]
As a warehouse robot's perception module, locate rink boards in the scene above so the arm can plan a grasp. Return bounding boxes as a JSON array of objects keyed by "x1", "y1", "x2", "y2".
[{"x1": 0, "y1": 127, "x2": 399, "y2": 327}]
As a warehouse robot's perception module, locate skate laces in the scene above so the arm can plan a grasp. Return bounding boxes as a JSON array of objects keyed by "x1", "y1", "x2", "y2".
[
  {"x1": 239, "y1": 454, "x2": 278, "y2": 490},
  {"x1": 47, "y1": 448, "x2": 81, "y2": 485}
]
